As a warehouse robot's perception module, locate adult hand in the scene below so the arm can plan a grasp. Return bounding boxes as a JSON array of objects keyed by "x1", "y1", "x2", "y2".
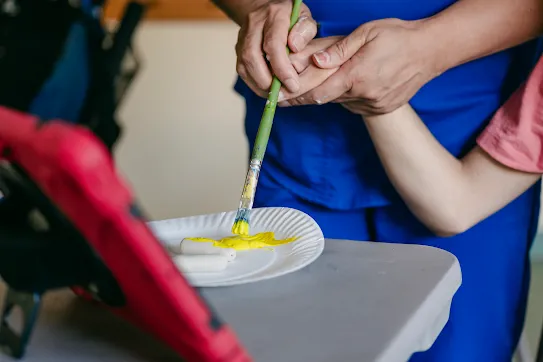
[
  {"x1": 235, "y1": 0, "x2": 318, "y2": 98},
  {"x1": 278, "y1": 19, "x2": 441, "y2": 115}
]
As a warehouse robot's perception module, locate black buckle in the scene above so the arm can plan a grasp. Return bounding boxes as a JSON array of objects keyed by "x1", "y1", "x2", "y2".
[{"x1": 79, "y1": 1, "x2": 147, "y2": 151}]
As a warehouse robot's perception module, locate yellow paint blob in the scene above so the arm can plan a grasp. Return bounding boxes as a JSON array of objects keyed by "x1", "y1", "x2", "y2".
[
  {"x1": 231, "y1": 220, "x2": 249, "y2": 236},
  {"x1": 186, "y1": 232, "x2": 298, "y2": 251}
]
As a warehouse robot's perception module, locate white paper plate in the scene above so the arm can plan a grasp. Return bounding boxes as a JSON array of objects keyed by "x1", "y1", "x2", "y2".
[{"x1": 147, "y1": 207, "x2": 325, "y2": 287}]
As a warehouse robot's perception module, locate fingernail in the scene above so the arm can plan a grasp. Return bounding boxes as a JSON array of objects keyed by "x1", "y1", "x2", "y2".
[
  {"x1": 284, "y1": 78, "x2": 299, "y2": 92},
  {"x1": 313, "y1": 51, "x2": 330, "y2": 65},
  {"x1": 278, "y1": 91, "x2": 285, "y2": 102},
  {"x1": 297, "y1": 16, "x2": 308, "y2": 24},
  {"x1": 291, "y1": 35, "x2": 304, "y2": 52}
]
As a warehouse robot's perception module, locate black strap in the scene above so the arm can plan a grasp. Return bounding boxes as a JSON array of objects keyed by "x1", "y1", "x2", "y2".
[{"x1": 78, "y1": 1, "x2": 146, "y2": 151}]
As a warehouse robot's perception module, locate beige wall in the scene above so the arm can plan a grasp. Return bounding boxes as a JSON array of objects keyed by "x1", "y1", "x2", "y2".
[{"x1": 115, "y1": 22, "x2": 246, "y2": 220}]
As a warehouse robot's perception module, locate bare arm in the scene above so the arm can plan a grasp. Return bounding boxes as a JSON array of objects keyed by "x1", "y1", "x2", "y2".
[
  {"x1": 211, "y1": 0, "x2": 266, "y2": 26},
  {"x1": 421, "y1": 0, "x2": 543, "y2": 73},
  {"x1": 362, "y1": 106, "x2": 540, "y2": 236}
]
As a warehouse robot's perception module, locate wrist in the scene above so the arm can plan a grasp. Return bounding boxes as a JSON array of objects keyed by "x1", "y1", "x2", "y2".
[
  {"x1": 362, "y1": 104, "x2": 413, "y2": 125},
  {"x1": 409, "y1": 17, "x2": 451, "y2": 76}
]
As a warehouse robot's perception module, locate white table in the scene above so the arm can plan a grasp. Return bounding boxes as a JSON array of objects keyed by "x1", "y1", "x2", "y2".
[{"x1": 0, "y1": 239, "x2": 461, "y2": 362}]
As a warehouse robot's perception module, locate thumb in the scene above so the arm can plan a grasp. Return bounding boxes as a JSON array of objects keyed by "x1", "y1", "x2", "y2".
[
  {"x1": 312, "y1": 26, "x2": 370, "y2": 68},
  {"x1": 288, "y1": 6, "x2": 317, "y2": 52}
]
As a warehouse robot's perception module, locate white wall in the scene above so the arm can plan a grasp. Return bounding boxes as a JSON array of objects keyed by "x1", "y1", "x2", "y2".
[{"x1": 115, "y1": 22, "x2": 246, "y2": 220}]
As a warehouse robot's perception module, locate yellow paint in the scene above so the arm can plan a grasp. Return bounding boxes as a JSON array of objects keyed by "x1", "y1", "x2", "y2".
[
  {"x1": 186, "y1": 232, "x2": 298, "y2": 251},
  {"x1": 231, "y1": 220, "x2": 249, "y2": 236}
]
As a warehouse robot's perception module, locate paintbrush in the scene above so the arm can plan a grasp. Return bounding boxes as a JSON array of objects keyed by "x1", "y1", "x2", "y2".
[{"x1": 232, "y1": 0, "x2": 304, "y2": 236}]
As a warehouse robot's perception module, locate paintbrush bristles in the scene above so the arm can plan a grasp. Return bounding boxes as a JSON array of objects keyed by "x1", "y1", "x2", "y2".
[{"x1": 232, "y1": 210, "x2": 250, "y2": 235}]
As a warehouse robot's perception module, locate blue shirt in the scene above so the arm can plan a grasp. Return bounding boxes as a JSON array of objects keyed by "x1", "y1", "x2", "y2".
[{"x1": 235, "y1": 0, "x2": 543, "y2": 210}]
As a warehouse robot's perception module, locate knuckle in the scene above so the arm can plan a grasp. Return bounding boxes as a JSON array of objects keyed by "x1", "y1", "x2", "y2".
[
  {"x1": 268, "y1": 2, "x2": 285, "y2": 14},
  {"x1": 235, "y1": 29, "x2": 245, "y2": 55},
  {"x1": 342, "y1": 76, "x2": 354, "y2": 93},
  {"x1": 332, "y1": 40, "x2": 349, "y2": 60},
  {"x1": 235, "y1": 41, "x2": 243, "y2": 56},
  {"x1": 246, "y1": 11, "x2": 260, "y2": 26},
  {"x1": 255, "y1": 78, "x2": 271, "y2": 91},
  {"x1": 240, "y1": 51, "x2": 257, "y2": 69},
  {"x1": 262, "y1": 38, "x2": 280, "y2": 55},
  {"x1": 236, "y1": 63, "x2": 246, "y2": 77}
]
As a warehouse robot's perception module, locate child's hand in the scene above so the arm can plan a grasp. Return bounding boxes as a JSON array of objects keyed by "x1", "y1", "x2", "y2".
[{"x1": 277, "y1": 36, "x2": 344, "y2": 106}]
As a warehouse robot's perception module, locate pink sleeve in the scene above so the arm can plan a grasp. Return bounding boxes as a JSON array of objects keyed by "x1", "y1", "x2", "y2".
[{"x1": 477, "y1": 56, "x2": 543, "y2": 173}]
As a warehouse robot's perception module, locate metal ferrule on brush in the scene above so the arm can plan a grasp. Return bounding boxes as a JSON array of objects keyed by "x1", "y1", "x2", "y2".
[{"x1": 236, "y1": 159, "x2": 261, "y2": 214}]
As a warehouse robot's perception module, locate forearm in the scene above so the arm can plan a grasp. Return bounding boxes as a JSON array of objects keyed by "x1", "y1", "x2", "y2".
[
  {"x1": 211, "y1": 0, "x2": 268, "y2": 25},
  {"x1": 363, "y1": 106, "x2": 539, "y2": 236},
  {"x1": 364, "y1": 107, "x2": 468, "y2": 235},
  {"x1": 419, "y1": 0, "x2": 543, "y2": 73}
]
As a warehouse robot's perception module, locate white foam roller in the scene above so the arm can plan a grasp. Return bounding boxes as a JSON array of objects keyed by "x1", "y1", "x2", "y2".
[
  {"x1": 166, "y1": 242, "x2": 183, "y2": 255},
  {"x1": 173, "y1": 254, "x2": 228, "y2": 273},
  {"x1": 179, "y1": 239, "x2": 237, "y2": 262}
]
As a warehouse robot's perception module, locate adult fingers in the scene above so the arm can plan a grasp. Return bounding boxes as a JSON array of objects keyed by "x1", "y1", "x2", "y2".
[
  {"x1": 277, "y1": 65, "x2": 339, "y2": 101},
  {"x1": 236, "y1": 62, "x2": 269, "y2": 98},
  {"x1": 287, "y1": 6, "x2": 318, "y2": 53},
  {"x1": 284, "y1": 65, "x2": 353, "y2": 106},
  {"x1": 262, "y1": 4, "x2": 301, "y2": 93},
  {"x1": 236, "y1": 19, "x2": 273, "y2": 92}
]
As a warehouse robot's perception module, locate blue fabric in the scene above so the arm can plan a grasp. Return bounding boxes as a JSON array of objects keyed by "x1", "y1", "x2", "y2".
[
  {"x1": 29, "y1": 22, "x2": 90, "y2": 123},
  {"x1": 235, "y1": 0, "x2": 543, "y2": 360},
  {"x1": 29, "y1": 0, "x2": 100, "y2": 123},
  {"x1": 235, "y1": 0, "x2": 542, "y2": 210},
  {"x1": 254, "y1": 177, "x2": 541, "y2": 361}
]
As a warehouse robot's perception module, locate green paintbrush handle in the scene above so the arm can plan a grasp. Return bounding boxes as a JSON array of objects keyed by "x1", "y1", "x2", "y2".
[{"x1": 250, "y1": 0, "x2": 303, "y2": 161}]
